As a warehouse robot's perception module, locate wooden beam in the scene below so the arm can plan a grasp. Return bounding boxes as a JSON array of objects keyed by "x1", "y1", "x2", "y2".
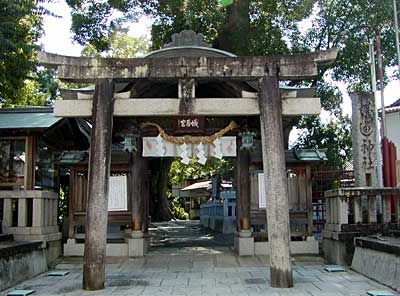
[
  {"x1": 38, "y1": 49, "x2": 338, "y2": 82},
  {"x1": 259, "y1": 76, "x2": 293, "y2": 288},
  {"x1": 54, "y1": 97, "x2": 321, "y2": 117},
  {"x1": 82, "y1": 78, "x2": 114, "y2": 291}
]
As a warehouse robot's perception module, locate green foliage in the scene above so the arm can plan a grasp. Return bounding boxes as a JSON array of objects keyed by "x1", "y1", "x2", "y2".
[
  {"x1": 292, "y1": 114, "x2": 352, "y2": 169},
  {"x1": 58, "y1": 186, "x2": 68, "y2": 224},
  {"x1": 146, "y1": 0, "x2": 316, "y2": 54},
  {"x1": 67, "y1": 0, "x2": 140, "y2": 51},
  {"x1": 0, "y1": 68, "x2": 61, "y2": 107},
  {"x1": 0, "y1": 0, "x2": 47, "y2": 104},
  {"x1": 148, "y1": 0, "x2": 226, "y2": 50},
  {"x1": 168, "y1": 157, "x2": 235, "y2": 186},
  {"x1": 303, "y1": 0, "x2": 398, "y2": 90},
  {"x1": 171, "y1": 197, "x2": 189, "y2": 220},
  {"x1": 81, "y1": 30, "x2": 149, "y2": 58}
]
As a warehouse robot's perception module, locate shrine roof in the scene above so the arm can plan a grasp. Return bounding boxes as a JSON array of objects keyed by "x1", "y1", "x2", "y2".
[
  {"x1": 144, "y1": 45, "x2": 237, "y2": 58},
  {"x1": 0, "y1": 107, "x2": 62, "y2": 130},
  {"x1": 181, "y1": 180, "x2": 212, "y2": 191},
  {"x1": 144, "y1": 30, "x2": 236, "y2": 58},
  {"x1": 286, "y1": 149, "x2": 328, "y2": 162},
  {"x1": 385, "y1": 98, "x2": 400, "y2": 113}
]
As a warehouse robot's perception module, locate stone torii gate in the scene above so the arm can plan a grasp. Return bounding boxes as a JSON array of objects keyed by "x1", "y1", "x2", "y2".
[{"x1": 38, "y1": 46, "x2": 337, "y2": 290}]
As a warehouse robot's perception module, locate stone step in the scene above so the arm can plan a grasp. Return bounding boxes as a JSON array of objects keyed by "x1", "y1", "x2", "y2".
[{"x1": 0, "y1": 233, "x2": 13, "y2": 243}]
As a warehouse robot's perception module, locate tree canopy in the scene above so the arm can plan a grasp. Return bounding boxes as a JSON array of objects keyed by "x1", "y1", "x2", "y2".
[
  {"x1": 0, "y1": 0, "x2": 59, "y2": 106},
  {"x1": 81, "y1": 29, "x2": 149, "y2": 58},
  {"x1": 169, "y1": 157, "x2": 235, "y2": 186}
]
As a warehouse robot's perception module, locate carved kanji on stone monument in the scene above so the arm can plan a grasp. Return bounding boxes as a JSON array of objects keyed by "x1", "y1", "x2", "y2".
[
  {"x1": 361, "y1": 138, "x2": 375, "y2": 170},
  {"x1": 351, "y1": 92, "x2": 377, "y2": 187},
  {"x1": 359, "y1": 97, "x2": 374, "y2": 137}
]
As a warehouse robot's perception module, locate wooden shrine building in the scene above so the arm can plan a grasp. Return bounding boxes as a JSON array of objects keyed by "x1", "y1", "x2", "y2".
[
  {"x1": 37, "y1": 30, "x2": 337, "y2": 289},
  {"x1": 0, "y1": 107, "x2": 89, "y2": 262}
]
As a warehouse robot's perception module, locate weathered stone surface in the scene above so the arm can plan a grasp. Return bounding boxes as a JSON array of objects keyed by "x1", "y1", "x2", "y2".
[
  {"x1": 54, "y1": 97, "x2": 321, "y2": 117},
  {"x1": 354, "y1": 236, "x2": 400, "y2": 256},
  {"x1": 323, "y1": 237, "x2": 354, "y2": 266},
  {"x1": 237, "y1": 236, "x2": 255, "y2": 256},
  {"x1": 254, "y1": 240, "x2": 319, "y2": 255},
  {"x1": 38, "y1": 49, "x2": 338, "y2": 81},
  {"x1": 0, "y1": 243, "x2": 47, "y2": 291},
  {"x1": 350, "y1": 92, "x2": 378, "y2": 187},
  {"x1": 352, "y1": 244, "x2": 400, "y2": 292},
  {"x1": 83, "y1": 79, "x2": 115, "y2": 290},
  {"x1": 259, "y1": 76, "x2": 293, "y2": 288}
]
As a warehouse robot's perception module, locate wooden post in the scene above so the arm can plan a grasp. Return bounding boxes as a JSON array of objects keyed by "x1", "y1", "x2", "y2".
[
  {"x1": 83, "y1": 78, "x2": 114, "y2": 291},
  {"x1": 142, "y1": 158, "x2": 149, "y2": 234},
  {"x1": 24, "y1": 136, "x2": 35, "y2": 190},
  {"x1": 131, "y1": 137, "x2": 144, "y2": 232},
  {"x1": 68, "y1": 167, "x2": 75, "y2": 239},
  {"x1": 237, "y1": 145, "x2": 250, "y2": 231},
  {"x1": 235, "y1": 157, "x2": 242, "y2": 232},
  {"x1": 259, "y1": 76, "x2": 293, "y2": 288},
  {"x1": 306, "y1": 166, "x2": 313, "y2": 236}
]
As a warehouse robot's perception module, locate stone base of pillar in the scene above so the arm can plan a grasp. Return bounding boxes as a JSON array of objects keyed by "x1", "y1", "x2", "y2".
[
  {"x1": 253, "y1": 238, "x2": 319, "y2": 255},
  {"x1": 127, "y1": 238, "x2": 146, "y2": 257},
  {"x1": 236, "y1": 230, "x2": 254, "y2": 256},
  {"x1": 64, "y1": 238, "x2": 83, "y2": 256},
  {"x1": 64, "y1": 239, "x2": 130, "y2": 257},
  {"x1": 127, "y1": 231, "x2": 147, "y2": 257}
]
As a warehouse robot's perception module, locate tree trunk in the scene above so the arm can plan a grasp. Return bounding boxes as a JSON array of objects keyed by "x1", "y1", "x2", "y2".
[
  {"x1": 213, "y1": 0, "x2": 250, "y2": 55},
  {"x1": 83, "y1": 78, "x2": 114, "y2": 291},
  {"x1": 157, "y1": 158, "x2": 173, "y2": 221},
  {"x1": 149, "y1": 158, "x2": 173, "y2": 221}
]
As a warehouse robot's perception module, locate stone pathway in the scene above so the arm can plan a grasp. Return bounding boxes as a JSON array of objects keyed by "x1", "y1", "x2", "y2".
[
  {"x1": 2, "y1": 248, "x2": 398, "y2": 296},
  {"x1": 2, "y1": 221, "x2": 399, "y2": 295},
  {"x1": 148, "y1": 220, "x2": 234, "y2": 249}
]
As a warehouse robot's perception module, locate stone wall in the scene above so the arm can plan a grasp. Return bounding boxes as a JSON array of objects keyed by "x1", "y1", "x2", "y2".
[
  {"x1": 352, "y1": 238, "x2": 400, "y2": 292},
  {"x1": 0, "y1": 242, "x2": 48, "y2": 291}
]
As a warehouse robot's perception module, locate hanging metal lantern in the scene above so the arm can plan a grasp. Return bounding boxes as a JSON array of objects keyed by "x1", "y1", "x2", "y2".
[
  {"x1": 239, "y1": 131, "x2": 256, "y2": 150},
  {"x1": 122, "y1": 134, "x2": 137, "y2": 153}
]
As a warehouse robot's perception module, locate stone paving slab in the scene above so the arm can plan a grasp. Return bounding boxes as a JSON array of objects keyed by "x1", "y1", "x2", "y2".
[{"x1": 2, "y1": 248, "x2": 399, "y2": 296}]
